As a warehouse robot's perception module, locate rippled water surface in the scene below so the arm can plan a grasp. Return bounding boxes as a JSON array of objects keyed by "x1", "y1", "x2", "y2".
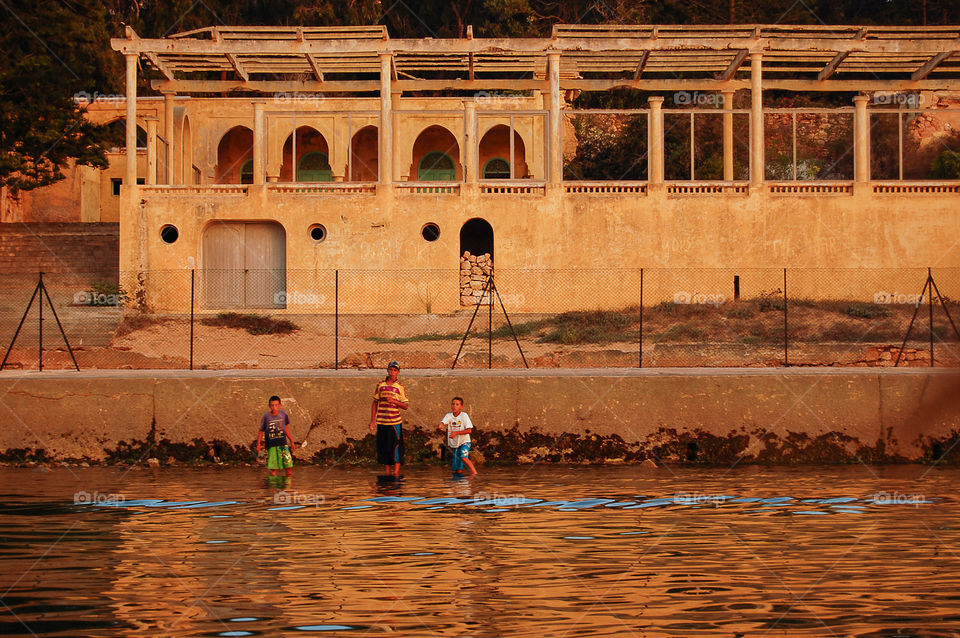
[{"x1": 2, "y1": 465, "x2": 959, "y2": 637}]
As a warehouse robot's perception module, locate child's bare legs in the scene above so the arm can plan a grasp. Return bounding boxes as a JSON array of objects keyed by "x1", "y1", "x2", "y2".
[
  {"x1": 270, "y1": 469, "x2": 278, "y2": 476},
  {"x1": 393, "y1": 462, "x2": 401, "y2": 476},
  {"x1": 462, "y1": 457, "x2": 477, "y2": 475},
  {"x1": 285, "y1": 469, "x2": 292, "y2": 477}
]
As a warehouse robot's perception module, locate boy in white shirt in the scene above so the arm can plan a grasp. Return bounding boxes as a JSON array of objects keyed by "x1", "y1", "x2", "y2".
[{"x1": 438, "y1": 396, "x2": 477, "y2": 475}]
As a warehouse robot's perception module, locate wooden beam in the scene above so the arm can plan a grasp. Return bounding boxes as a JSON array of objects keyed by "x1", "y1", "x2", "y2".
[
  {"x1": 633, "y1": 50, "x2": 649, "y2": 79},
  {"x1": 716, "y1": 49, "x2": 748, "y2": 80},
  {"x1": 912, "y1": 51, "x2": 953, "y2": 81},
  {"x1": 565, "y1": 77, "x2": 960, "y2": 92},
  {"x1": 144, "y1": 52, "x2": 175, "y2": 80},
  {"x1": 818, "y1": 51, "x2": 850, "y2": 80},
  {"x1": 150, "y1": 78, "x2": 548, "y2": 93},
  {"x1": 151, "y1": 79, "x2": 377, "y2": 93},
  {"x1": 226, "y1": 53, "x2": 249, "y2": 81},
  {"x1": 305, "y1": 53, "x2": 324, "y2": 82},
  {"x1": 112, "y1": 35, "x2": 960, "y2": 57}
]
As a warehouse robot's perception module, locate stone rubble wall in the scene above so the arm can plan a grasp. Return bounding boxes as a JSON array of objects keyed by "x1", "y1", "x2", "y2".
[{"x1": 460, "y1": 251, "x2": 493, "y2": 306}]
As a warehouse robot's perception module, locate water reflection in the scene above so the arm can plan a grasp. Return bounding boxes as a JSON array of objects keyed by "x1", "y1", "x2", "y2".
[{"x1": 1, "y1": 465, "x2": 958, "y2": 636}]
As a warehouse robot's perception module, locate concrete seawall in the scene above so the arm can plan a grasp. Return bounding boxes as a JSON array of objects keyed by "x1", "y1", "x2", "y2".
[{"x1": 1, "y1": 368, "x2": 959, "y2": 465}]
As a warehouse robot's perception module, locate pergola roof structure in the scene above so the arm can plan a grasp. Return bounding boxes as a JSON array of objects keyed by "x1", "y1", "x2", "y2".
[{"x1": 111, "y1": 23, "x2": 960, "y2": 94}]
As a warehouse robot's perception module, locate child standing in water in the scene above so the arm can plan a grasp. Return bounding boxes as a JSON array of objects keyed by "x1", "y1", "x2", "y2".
[
  {"x1": 439, "y1": 396, "x2": 477, "y2": 475},
  {"x1": 256, "y1": 395, "x2": 296, "y2": 477}
]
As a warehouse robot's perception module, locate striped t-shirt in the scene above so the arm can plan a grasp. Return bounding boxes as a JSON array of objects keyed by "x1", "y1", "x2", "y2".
[{"x1": 374, "y1": 380, "x2": 408, "y2": 426}]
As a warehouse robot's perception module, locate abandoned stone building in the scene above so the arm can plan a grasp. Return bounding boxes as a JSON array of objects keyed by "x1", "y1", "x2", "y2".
[{"x1": 3, "y1": 24, "x2": 959, "y2": 313}]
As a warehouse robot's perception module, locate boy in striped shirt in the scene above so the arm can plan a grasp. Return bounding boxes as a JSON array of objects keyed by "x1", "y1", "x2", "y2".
[{"x1": 369, "y1": 361, "x2": 408, "y2": 475}]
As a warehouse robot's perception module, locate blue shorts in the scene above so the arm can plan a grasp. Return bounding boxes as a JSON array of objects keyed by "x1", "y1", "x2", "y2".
[{"x1": 451, "y1": 442, "x2": 471, "y2": 472}]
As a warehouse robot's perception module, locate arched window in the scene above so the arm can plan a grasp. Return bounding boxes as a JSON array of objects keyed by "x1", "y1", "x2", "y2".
[
  {"x1": 297, "y1": 152, "x2": 333, "y2": 182},
  {"x1": 216, "y1": 126, "x2": 254, "y2": 183},
  {"x1": 418, "y1": 151, "x2": 456, "y2": 181},
  {"x1": 483, "y1": 158, "x2": 511, "y2": 179},
  {"x1": 239, "y1": 159, "x2": 254, "y2": 185}
]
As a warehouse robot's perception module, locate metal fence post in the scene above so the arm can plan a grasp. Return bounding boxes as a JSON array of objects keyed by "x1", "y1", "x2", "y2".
[
  {"x1": 639, "y1": 268, "x2": 644, "y2": 368},
  {"x1": 190, "y1": 269, "x2": 195, "y2": 370},
  {"x1": 929, "y1": 266, "x2": 934, "y2": 367},
  {"x1": 488, "y1": 275, "x2": 493, "y2": 369},
  {"x1": 783, "y1": 268, "x2": 788, "y2": 367},
  {"x1": 335, "y1": 269, "x2": 339, "y2": 370},
  {"x1": 38, "y1": 272, "x2": 43, "y2": 372}
]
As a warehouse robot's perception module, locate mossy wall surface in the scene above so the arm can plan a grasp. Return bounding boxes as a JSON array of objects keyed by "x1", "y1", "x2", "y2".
[{"x1": 1, "y1": 369, "x2": 958, "y2": 465}]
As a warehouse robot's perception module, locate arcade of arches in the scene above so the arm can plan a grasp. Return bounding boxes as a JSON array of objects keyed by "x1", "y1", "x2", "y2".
[{"x1": 213, "y1": 123, "x2": 530, "y2": 184}]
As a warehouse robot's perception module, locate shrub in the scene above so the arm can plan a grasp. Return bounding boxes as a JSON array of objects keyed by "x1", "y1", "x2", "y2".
[
  {"x1": 845, "y1": 303, "x2": 890, "y2": 319},
  {"x1": 201, "y1": 312, "x2": 298, "y2": 335}
]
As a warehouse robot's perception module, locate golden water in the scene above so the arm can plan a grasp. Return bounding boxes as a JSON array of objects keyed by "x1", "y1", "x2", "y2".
[{"x1": 1, "y1": 465, "x2": 957, "y2": 636}]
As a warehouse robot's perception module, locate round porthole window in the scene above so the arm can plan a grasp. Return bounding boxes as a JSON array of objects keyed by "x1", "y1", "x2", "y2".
[
  {"x1": 309, "y1": 224, "x2": 326, "y2": 242},
  {"x1": 421, "y1": 223, "x2": 440, "y2": 242},
  {"x1": 160, "y1": 225, "x2": 179, "y2": 244}
]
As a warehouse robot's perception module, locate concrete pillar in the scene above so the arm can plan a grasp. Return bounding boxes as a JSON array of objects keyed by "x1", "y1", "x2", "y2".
[
  {"x1": 547, "y1": 52, "x2": 562, "y2": 184},
  {"x1": 464, "y1": 100, "x2": 477, "y2": 183},
  {"x1": 253, "y1": 101, "x2": 265, "y2": 185},
  {"x1": 145, "y1": 118, "x2": 158, "y2": 185},
  {"x1": 380, "y1": 54, "x2": 393, "y2": 184},
  {"x1": 124, "y1": 53, "x2": 138, "y2": 192},
  {"x1": 391, "y1": 90, "x2": 402, "y2": 181},
  {"x1": 722, "y1": 90, "x2": 735, "y2": 181},
  {"x1": 163, "y1": 92, "x2": 175, "y2": 184},
  {"x1": 750, "y1": 53, "x2": 764, "y2": 186},
  {"x1": 853, "y1": 95, "x2": 870, "y2": 184},
  {"x1": 648, "y1": 97, "x2": 664, "y2": 184}
]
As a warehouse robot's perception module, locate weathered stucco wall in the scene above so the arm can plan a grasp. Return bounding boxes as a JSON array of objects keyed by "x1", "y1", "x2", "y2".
[
  {"x1": 127, "y1": 185, "x2": 960, "y2": 313},
  {"x1": 1, "y1": 368, "x2": 958, "y2": 465}
]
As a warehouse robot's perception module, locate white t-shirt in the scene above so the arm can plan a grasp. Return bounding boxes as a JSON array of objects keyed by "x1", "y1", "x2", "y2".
[{"x1": 442, "y1": 411, "x2": 473, "y2": 448}]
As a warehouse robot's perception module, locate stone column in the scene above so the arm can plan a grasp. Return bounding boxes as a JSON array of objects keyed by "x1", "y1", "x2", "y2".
[
  {"x1": 853, "y1": 95, "x2": 870, "y2": 185},
  {"x1": 163, "y1": 92, "x2": 175, "y2": 184},
  {"x1": 124, "y1": 53, "x2": 138, "y2": 192},
  {"x1": 750, "y1": 53, "x2": 764, "y2": 186},
  {"x1": 722, "y1": 90, "x2": 735, "y2": 181},
  {"x1": 464, "y1": 100, "x2": 477, "y2": 183},
  {"x1": 379, "y1": 54, "x2": 393, "y2": 185},
  {"x1": 253, "y1": 101, "x2": 265, "y2": 185},
  {"x1": 547, "y1": 52, "x2": 562, "y2": 184},
  {"x1": 145, "y1": 118, "x2": 158, "y2": 185},
  {"x1": 648, "y1": 97, "x2": 664, "y2": 185}
]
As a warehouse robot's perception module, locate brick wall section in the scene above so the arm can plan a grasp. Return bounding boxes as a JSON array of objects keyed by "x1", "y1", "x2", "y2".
[{"x1": 0, "y1": 223, "x2": 118, "y2": 278}]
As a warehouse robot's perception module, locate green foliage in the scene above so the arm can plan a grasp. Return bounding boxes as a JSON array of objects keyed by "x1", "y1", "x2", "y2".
[
  {"x1": 930, "y1": 150, "x2": 960, "y2": 179},
  {"x1": 0, "y1": 0, "x2": 121, "y2": 192},
  {"x1": 537, "y1": 310, "x2": 634, "y2": 344},
  {"x1": 87, "y1": 280, "x2": 128, "y2": 306}
]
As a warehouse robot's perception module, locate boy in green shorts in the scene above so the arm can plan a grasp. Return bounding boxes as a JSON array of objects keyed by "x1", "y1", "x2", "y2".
[{"x1": 256, "y1": 395, "x2": 296, "y2": 477}]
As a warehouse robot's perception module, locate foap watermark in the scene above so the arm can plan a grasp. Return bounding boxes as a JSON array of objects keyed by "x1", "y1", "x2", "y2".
[
  {"x1": 674, "y1": 91, "x2": 723, "y2": 107},
  {"x1": 273, "y1": 290, "x2": 326, "y2": 306},
  {"x1": 73, "y1": 91, "x2": 126, "y2": 105},
  {"x1": 272, "y1": 92, "x2": 326, "y2": 108},
  {"x1": 673, "y1": 491, "x2": 726, "y2": 506},
  {"x1": 874, "y1": 291, "x2": 925, "y2": 305},
  {"x1": 472, "y1": 491, "x2": 527, "y2": 507},
  {"x1": 73, "y1": 290, "x2": 127, "y2": 307},
  {"x1": 673, "y1": 291, "x2": 726, "y2": 307},
  {"x1": 872, "y1": 491, "x2": 927, "y2": 507},
  {"x1": 872, "y1": 92, "x2": 925, "y2": 108},
  {"x1": 273, "y1": 491, "x2": 325, "y2": 507},
  {"x1": 74, "y1": 490, "x2": 125, "y2": 505},
  {"x1": 474, "y1": 90, "x2": 528, "y2": 107}
]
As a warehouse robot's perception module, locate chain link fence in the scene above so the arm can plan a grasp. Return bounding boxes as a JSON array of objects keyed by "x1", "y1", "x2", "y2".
[{"x1": 1, "y1": 268, "x2": 958, "y2": 370}]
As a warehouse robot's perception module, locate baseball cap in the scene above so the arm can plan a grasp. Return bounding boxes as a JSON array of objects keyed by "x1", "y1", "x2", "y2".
[{"x1": 387, "y1": 361, "x2": 400, "y2": 369}]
